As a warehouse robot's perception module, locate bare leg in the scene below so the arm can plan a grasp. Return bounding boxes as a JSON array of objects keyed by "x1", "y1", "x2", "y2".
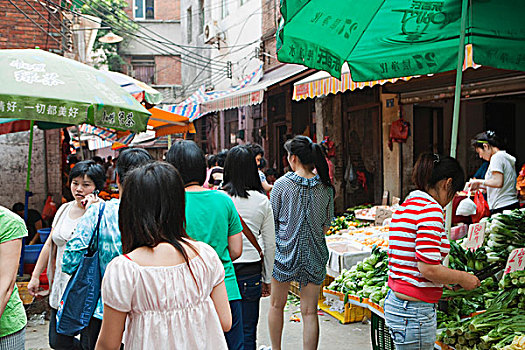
[
  {"x1": 268, "y1": 279, "x2": 290, "y2": 350},
  {"x1": 300, "y1": 283, "x2": 321, "y2": 350}
]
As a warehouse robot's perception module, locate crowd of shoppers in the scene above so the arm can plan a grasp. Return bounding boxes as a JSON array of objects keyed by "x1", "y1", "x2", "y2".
[{"x1": 3, "y1": 129, "x2": 521, "y2": 350}]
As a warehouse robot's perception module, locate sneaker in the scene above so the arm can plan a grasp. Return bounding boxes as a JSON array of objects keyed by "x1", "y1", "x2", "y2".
[{"x1": 258, "y1": 346, "x2": 271, "y2": 350}]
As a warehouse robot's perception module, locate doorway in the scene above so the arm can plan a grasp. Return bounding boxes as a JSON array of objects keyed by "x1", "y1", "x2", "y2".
[
  {"x1": 413, "y1": 106, "x2": 444, "y2": 158},
  {"x1": 343, "y1": 105, "x2": 382, "y2": 207}
]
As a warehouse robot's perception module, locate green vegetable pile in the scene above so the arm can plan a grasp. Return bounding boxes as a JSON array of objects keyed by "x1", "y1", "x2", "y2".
[
  {"x1": 485, "y1": 209, "x2": 525, "y2": 263},
  {"x1": 438, "y1": 271, "x2": 525, "y2": 349},
  {"x1": 326, "y1": 246, "x2": 389, "y2": 306},
  {"x1": 438, "y1": 277, "x2": 499, "y2": 328},
  {"x1": 449, "y1": 240, "x2": 491, "y2": 272}
]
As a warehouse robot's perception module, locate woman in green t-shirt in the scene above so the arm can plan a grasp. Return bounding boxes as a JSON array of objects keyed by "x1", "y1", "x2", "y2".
[
  {"x1": 0, "y1": 206, "x2": 29, "y2": 350},
  {"x1": 166, "y1": 140, "x2": 244, "y2": 350}
]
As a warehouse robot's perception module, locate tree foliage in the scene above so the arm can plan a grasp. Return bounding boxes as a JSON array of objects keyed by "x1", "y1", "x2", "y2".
[{"x1": 78, "y1": 0, "x2": 138, "y2": 70}]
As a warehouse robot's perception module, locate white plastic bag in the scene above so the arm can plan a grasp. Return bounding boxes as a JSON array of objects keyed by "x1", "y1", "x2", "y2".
[{"x1": 456, "y1": 191, "x2": 477, "y2": 216}]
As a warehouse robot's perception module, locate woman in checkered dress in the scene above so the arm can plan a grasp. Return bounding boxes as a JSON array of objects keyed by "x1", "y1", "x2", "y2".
[{"x1": 268, "y1": 136, "x2": 334, "y2": 350}]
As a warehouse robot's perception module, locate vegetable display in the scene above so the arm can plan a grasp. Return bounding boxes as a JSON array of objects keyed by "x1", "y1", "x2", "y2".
[
  {"x1": 438, "y1": 271, "x2": 525, "y2": 349},
  {"x1": 485, "y1": 209, "x2": 525, "y2": 263},
  {"x1": 326, "y1": 246, "x2": 389, "y2": 306}
]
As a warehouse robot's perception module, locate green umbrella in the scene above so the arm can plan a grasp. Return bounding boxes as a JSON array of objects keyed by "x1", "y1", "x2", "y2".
[
  {"x1": 277, "y1": 0, "x2": 525, "y2": 156},
  {"x1": 277, "y1": 0, "x2": 525, "y2": 81},
  {"x1": 0, "y1": 49, "x2": 151, "y2": 275},
  {"x1": 0, "y1": 49, "x2": 150, "y2": 132},
  {"x1": 277, "y1": 0, "x2": 525, "y2": 240}
]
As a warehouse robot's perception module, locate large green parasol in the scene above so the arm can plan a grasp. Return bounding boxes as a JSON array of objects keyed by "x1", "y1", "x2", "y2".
[{"x1": 0, "y1": 49, "x2": 151, "y2": 275}]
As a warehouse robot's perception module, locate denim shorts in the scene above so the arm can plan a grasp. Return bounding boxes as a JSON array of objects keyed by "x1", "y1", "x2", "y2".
[{"x1": 384, "y1": 290, "x2": 437, "y2": 350}]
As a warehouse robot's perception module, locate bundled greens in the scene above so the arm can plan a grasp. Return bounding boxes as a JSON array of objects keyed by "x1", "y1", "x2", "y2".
[
  {"x1": 438, "y1": 271, "x2": 525, "y2": 349},
  {"x1": 485, "y1": 209, "x2": 525, "y2": 263}
]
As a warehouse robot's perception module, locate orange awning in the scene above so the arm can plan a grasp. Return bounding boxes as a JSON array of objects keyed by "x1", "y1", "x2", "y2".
[{"x1": 147, "y1": 107, "x2": 196, "y2": 136}]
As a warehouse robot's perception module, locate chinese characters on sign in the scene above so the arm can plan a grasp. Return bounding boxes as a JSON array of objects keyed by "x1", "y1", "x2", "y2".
[
  {"x1": 504, "y1": 248, "x2": 525, "y2": 275},
  {"x1": 309, "y1": 12, "x2": 358, "y2": 39},
  {"x1": 102, "y1": 110, "x2": 135, "y2": 128},
  {"x1": 10, "y1": 59, "x2": 65, "y2": 86},
  {"x1": 0, "y1": 99, "x2": 80, "y2": 119},
  {"x1": 463, "y1": 222, "x2": 486, "y2": 251},
  {"x1": 392, "y1": 1, "x2": 447, "y2": 39}
]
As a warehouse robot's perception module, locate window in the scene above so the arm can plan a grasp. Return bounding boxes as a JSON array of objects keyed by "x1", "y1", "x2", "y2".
[
  {"x1": 187, "y1": 7, "x2": 192, "y2": 43},
  {"x1": 134, "y1": 0, "x2": 154, "y2": 19},
  {"x1": 131, "y1": 56, "x2": 155, "y2": 85},
  {"x1": 221, "y1": 0, "x2": 229, "y2": 19},
  {"x1": 198, "y1": 0, "x2": 204, "y2": 34}
]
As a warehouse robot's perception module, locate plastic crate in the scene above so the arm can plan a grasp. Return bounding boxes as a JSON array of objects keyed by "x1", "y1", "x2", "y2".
[
  {"x1": 288, "y1": 275, "x2": 334, "y2": 300},
  {"x1": 371, "y1": 312, "x2": 394, "y2": 350},
  {"x1": 320, "y1": 289, "x2": 371, "y2": 324}
]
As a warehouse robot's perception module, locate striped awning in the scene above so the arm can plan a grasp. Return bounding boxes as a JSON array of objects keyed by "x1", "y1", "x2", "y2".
[
  {"x1": 165, "y1": 64, "x2": 264, "y2": 122},
  {"x1": 200, "y1": 64, "x2": 307, "y2": 114},
  {"x1": 293, "y1": 44, "x2": 481, "y2": 101}
]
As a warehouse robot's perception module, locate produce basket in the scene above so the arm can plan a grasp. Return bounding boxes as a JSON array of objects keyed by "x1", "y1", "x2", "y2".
[
  {"x1": 371, "y1": 312, "x2": 394, "y2": 350},
  {"x1": 320, "y1": 289, "x2": 371, "y2": 324}
]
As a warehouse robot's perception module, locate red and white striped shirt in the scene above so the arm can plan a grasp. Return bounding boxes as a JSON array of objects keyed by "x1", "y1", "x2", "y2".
[{"x1": 387, "y1": 190, "x2": 450, "y2": 303}]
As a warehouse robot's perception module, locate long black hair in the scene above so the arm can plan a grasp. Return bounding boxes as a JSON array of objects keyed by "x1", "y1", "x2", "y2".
[
  {"x1": 222, "y1": 145, "x2": 264, "y2": 198},
  {"x1": 284, "y1": 135, "x2": 333, "y2": 190},
  {"x1": 69, "y1": 160, "x2": 106, "y2": 191},
  {"x1": 119, "y1": 162, "x2": 198, "y2": 282},
  {"x1": 470, "y1": 130, "x2": 506, "y2": 150},
  {"x1": 412, "y1": 153, "x2": 465, "y2": 201},
  {"x1": 165, "y1": 140, "x2": 207, "y2": 185}
]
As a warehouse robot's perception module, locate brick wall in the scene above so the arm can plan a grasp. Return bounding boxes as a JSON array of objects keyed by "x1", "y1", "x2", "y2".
[
  {"x1": 156, "y1": 0, "x2": 180, "y2": 20},
  {"x1": 261, "y1": 0, "x2": 280, "y2": 71},
  {"x1": 155, "y1": 56, "x2": 182, "y2": 85},
  {"x1": 0, "y1": 0, "x2": 64, "y2": 52},
  {"x1": 124, "y1": 0, "x2": 180, "y2": 20}
]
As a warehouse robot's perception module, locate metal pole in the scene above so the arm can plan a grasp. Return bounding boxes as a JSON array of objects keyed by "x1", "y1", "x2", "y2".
[
  {"x1": 168, "y1": 134, "x2": 172, "y2": 149},
  {"x1": 19, "y1": 121, "x2": 35, "y2": 276},
  {"x1": 43, "y1": 129, "x2": 48, "y2": 198},
  {"x1": 445, "y1": 0, "x2": 469, "y2": 247},
  {"x1": 76, "y1": 125, "x2": 85, "y2": 160}
]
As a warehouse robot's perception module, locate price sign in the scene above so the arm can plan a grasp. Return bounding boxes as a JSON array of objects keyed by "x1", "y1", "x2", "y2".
[
  {"x1": 463, "y1": 222, "x2": 486, "y2": 251},
  {"x1": 375, "y1": 207, "x2": 393, "y2": 226},
  {"x1": 504, "y1": 248, "x2": 525, "y2": 275}
]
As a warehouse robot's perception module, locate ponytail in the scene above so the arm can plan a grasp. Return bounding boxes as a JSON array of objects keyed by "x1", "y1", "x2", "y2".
[
  {"x1": 312, "y1": 143, "x2": 333, "y2": 189},
  {"x1": 284, "y1": 135, "x2": 334, "y2": 192},
  {"x1": 412, "y1": 153, "x2": 465, "y2": 198}
]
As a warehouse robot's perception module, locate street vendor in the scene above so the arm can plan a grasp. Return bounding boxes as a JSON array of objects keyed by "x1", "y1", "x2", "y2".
[
  {"x1": 385, "y1": 153, "x2": 480, "y2": 350},
  {"x1": 468, "y1": 131, "x2": 519, "y2": 214}
]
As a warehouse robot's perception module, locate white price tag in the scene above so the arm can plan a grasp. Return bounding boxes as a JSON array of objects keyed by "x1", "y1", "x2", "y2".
[
  {"x1": 504, "y1": 248, "x2": 525, "y2": 275},
  {"x1": 463, "y1": 222, "x2": 485, "y2": 251},
  {"x1": 374, "y1": 207, "x2": 393, "y2": 226}
]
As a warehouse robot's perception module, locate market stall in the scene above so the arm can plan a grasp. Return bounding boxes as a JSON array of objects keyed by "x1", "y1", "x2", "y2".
[{"x1": 317, "y1": 207, "x2": 525, "y2": 350}]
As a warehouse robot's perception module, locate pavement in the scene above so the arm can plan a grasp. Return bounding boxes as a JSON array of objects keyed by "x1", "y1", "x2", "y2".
[{"x1": 25, "y1": 296, "x2": 372, "y2": 349}]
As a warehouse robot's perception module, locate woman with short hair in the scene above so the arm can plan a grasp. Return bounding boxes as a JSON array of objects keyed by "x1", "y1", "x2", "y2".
[
  {"x1": 166, "y1": 140, "x2": 244, "y2": 350},
  {"x1": 28, "y1": 160, "x2": 106, "y2": 349}
]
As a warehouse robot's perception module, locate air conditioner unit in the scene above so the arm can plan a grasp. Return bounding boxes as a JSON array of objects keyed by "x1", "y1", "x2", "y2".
[{"x1": 204, "y1": 21, "x2": 221, "y2": 44}]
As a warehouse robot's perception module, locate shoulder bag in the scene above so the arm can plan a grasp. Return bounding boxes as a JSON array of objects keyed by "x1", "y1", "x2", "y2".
[{"x1": 56, "y1": 202, "x2": 105, "y2": 336}]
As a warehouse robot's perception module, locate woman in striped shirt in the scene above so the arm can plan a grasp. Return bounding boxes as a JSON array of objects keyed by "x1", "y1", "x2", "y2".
[{"x1": 385, "y1": 153, "x2": 480, "y2": 350}]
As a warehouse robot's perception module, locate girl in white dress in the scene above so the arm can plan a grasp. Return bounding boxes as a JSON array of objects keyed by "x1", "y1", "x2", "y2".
[{"x1": 96, "y1": 162, "x2": 231, "y2": 350}]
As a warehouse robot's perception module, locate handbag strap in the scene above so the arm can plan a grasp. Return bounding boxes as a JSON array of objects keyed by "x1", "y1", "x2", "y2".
[
  {"x1": 239, "y1": 215, "x2": 263, "y2": 259},
  {"x1": 88, "y1": 202, "x2": 106, "y2": 254}
]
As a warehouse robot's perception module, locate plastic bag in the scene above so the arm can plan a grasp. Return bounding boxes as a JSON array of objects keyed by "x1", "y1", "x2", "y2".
[
  {"x1": 41, "y1": 196, "x2": 57, "y2": 222},
  {"x1": 471, "y1": 191, "x2": 490, "y2": 223},
  {"x1": 456, "y1": 191, "x2": 477, "y2": 216}
]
